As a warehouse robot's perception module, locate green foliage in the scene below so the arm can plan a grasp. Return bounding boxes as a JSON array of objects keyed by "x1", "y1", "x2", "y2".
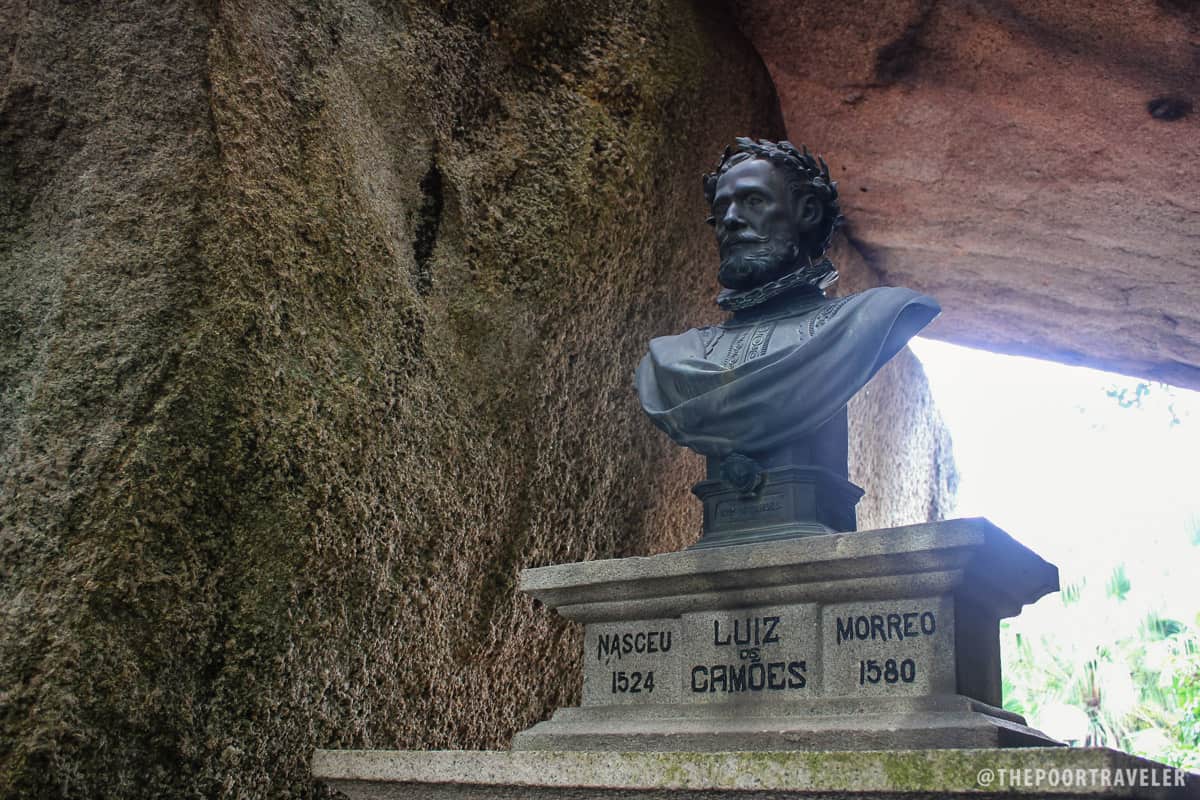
[
  {"x1": 1104, "y1": 380, "x2": 1182, "y2": 425},
  {"x1": 1004, "y1": 562, "x2": 1200, "y2": 768},
  {"x1": 1060, "y1": 579, "x2": 1085, "y2": 606},
  {"x1": 1106, "y1": 565, "x2": 1130, "y2": 602},
  {"x1": 1106, "y1": 382, "x2": 1151, "y2": 409},
  {"x1": 1163, "y1": 628, "x2": 1200, "y2": 768}
]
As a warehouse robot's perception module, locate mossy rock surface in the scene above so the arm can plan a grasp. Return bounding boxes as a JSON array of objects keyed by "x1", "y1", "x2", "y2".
[{"x1": 0, "y1": 1, "x2": 785, "y2": 797}]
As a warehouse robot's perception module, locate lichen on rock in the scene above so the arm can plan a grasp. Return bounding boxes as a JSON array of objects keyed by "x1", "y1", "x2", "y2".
[{"x1": 0, "y1": 1, "x2": 785, "y2": 797}]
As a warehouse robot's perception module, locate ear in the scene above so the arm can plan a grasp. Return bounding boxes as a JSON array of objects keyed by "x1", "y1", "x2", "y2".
[{"x1": 794, "y1": 193, "x2": 823, "y2": 231}]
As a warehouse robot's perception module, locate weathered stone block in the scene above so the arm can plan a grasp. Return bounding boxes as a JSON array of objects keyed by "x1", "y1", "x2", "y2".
[
  {"x1": 514, "y1": 518, "x2": 1059, "y2": 751},
  {"x1": 312, "y1": 747, "x2": 1200, "y2": 799},
  {"x1": 680, "y1": 603, "x2": 820, "y2": 702},
  {"x1": 820, "y1": 596, "x2": 955, "y2": 698},
  {"x1": 583, "y1": 619, "x2": 682, "y2": 707}
]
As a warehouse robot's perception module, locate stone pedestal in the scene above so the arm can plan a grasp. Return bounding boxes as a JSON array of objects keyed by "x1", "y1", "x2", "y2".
[
  {"x1": 693, "y1": 407, "x2": 863, "y2": 548},
  {"x1": 514, "y1": 518, "x2": 1060, "y2": 751},
  {"x1": 312, "y1": 519, "x2": 1200, "y2": 800},
  {"x1": 692, "y1": 465, "x2": 864, "y2": 546},
  {"x1": 312, "y1": 748, "x2": 1200, "y2": 799}
]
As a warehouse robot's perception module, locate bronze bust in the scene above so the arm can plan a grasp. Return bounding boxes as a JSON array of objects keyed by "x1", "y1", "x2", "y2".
[{"x1": 636, "y1": 139, "x2": 939, "y2": 548}]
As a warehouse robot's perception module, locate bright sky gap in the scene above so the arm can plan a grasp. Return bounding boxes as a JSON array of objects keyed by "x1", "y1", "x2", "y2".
[{"x1": 911, "y1": 337, "x2": 1200, "y2": 753}]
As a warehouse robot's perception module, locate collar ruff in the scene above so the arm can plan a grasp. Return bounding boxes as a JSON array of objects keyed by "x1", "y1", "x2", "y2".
[{"x1": 715, "y1": 259, "x2": 839, "y2": 312}]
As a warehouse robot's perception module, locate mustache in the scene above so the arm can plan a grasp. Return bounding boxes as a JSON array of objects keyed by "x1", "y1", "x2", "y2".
[
  {"x1": 717, "y1": 240, "x2": 804, "y2": 290},
  {"x1": 719, "y1": 232, "x2": 770, "y2": 249},
  {"x1": 720, "y1": 248, "x2": 775, "y2": 270},
  {"x1": 719, "y1": 245, "x2": 778, "y2": 282}
]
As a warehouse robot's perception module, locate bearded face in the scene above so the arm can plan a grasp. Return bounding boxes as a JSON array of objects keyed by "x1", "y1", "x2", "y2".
[
  {"x1": 717, "y1": 236, "x2": 802, "y2": 291},
  {"x1": 710, "y1": 158, "x2": 811, "y2": 291}
]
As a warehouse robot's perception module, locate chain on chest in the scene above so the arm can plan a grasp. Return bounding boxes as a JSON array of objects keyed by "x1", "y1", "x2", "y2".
[{"x1": 699, "y1": 298, "x2": 851, "y2": 369}]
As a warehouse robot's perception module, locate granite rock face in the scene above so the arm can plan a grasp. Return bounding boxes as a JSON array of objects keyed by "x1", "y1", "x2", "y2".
[
  {"x1": 0, "y1": 2, "x2": 788, "y2": 796},
  {"x1": 850, "y1": 347, "x2": 957, "y2": 531},
  {"x1": 0, "y1": 2, "x2": 955, "y2": 797},
  {"x1": 734, "y1": 0, "x2": 1200, "y2": 388},
  {"x1": 836, "y1": 241, "x2": 958, "y2": 531}
]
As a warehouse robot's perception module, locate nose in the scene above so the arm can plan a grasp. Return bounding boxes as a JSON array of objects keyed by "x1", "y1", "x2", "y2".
[{"x1": 721, "y1": 202, "x2": 746, "y2": 230}]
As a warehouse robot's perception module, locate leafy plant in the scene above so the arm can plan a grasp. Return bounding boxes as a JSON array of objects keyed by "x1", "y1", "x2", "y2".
[{"x1": 1003, "y1": 562, "x2": 1199, "y2": 767}]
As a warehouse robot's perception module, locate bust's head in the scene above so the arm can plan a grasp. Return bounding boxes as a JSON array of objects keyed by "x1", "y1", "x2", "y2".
[{"x1": 704, "y1": 139, "x2": 841, "y2": 292}]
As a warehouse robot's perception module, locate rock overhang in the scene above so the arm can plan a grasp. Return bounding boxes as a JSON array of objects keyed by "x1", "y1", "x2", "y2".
[{"x1": 731, "y1": 0, "x2": 1200, "y2": 388}]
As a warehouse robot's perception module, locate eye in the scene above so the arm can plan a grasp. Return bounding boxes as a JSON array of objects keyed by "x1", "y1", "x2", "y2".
[{"x1": 746, "y1": 194, "x2": 764, "y2": 207}]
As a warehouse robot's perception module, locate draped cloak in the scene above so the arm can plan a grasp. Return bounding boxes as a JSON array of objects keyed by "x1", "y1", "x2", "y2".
[{"x1": 635, "y1": 287, "x2": 940, "y2": 458}]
